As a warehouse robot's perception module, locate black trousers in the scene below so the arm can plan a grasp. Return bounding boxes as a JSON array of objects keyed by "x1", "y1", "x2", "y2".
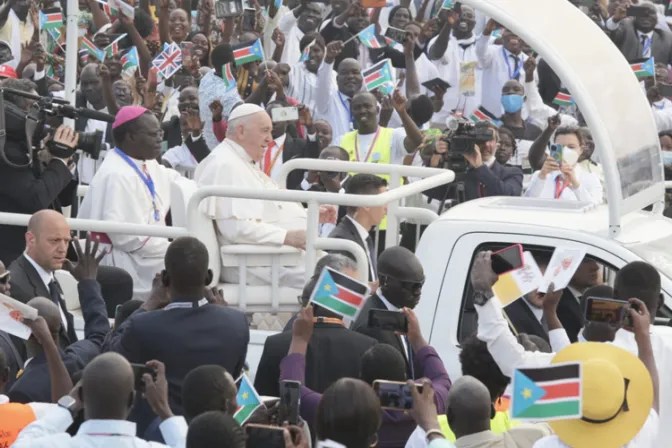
[{"x1": 400, "y1": 223, "x2": 429, "y2": 253}]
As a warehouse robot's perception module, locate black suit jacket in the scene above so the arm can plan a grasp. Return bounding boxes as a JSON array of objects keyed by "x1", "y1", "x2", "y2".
[
  {"x1": 327, "y1": 217, "x2": 374, "y2": 281},
  {"x1": 0, "y1": 330, "x2": 23, "y2": 390},
  {"x1": 537, "y1": 58, "x2": 562, "y2": 108},
  {"x1": 254, "y1": 321, "x2": 377, "y2": 396},
  {"x1": 104, "y1": 301, "x2": 249, "y2": 433},
  {"x1": 609, "y1": 18, "x2": 672, "y2": 64},
  {"x1": 283, "y1": 136, "x2": 320, "y2": 191},
  {"x1": 9, "y1": 254, "x2": 77, "y2": 348},
  {"x1": 556, "y1": 290, "x2": 584, "y2": 343},
  {"x1": 504, "y1": 299, "x2": 549, "y2": 343},
  {"x1": 7, "y1": 279, "x2": 110, "y2": 404},
  {"x1": 463, "y1": 162, "x2": 524, "y2": 201},
  {"x1": 303, "y1": 175, "x2": 350, "y2": 223},
  {"x1": 74, "y1": 92, "x2": 114, "y2": 147},
  {"x1": 161, "y1": 116, "x2": 212, "y2": 165}
]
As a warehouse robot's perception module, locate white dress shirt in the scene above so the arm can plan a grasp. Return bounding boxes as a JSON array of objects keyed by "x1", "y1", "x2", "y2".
[
  {"x1": 277, "y1": 11, "x2": 304, "y2": 64},
  {"x1": 23, "y1": 253, "x2": 68, "y2": 328},
  {"x1": 162, "y1": 134, "x2": 203, "y2": 172},
  {"x1": 0, "y1": 394, "x2": 57, "y2": 418},
  {"x1": 314, "y1": 61, "x2": 354, "y2": 142},
  {"x1": 260, "y1": 134, "x2": 287, "y2": 183},
  {"x1": 286, "y1": 63, "x2": 321, "y2": 115},
  {"x1": 428, "y1": 33, "x2": 481, "y2": 124},
  {"x1": 345, "y1": 215, "x2": 376, "y2": 281},
  {"x1": 523, "y1": 81, "x2": 578, "y2": 129},
  {"x1": 377, "y1": 290, "x2": 409, "y2": 357},
  {"x1": 11, "y1": 406, "x2": 187, "y2": 447},
  {"x1": 652, "y1": 98, "x2": 672, "y2": 111},
  {"x1": 524, "y1": 167, "x2": 603, "y2": 205}
]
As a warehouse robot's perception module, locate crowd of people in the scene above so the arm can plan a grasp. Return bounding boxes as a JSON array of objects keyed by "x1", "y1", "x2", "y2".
[{"x1": 0, "y1": 0, "x2": 669, "y2": 446}]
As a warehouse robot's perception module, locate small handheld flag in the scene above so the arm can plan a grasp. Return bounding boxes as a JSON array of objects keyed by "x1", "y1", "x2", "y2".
[
  {"x1": 152, "y1": 42, "x2": 183, "y2": 79},
  {"x1": 440, "y1": 0, "x2": 454, "y2": 10},
  {"x1": 232, "y1": 38, "x2": 264, "y2": 66},
  {"x1": 104, "y1": 33, "x2": 127, "y2": 58},
  {"x1": 80, "y1": 36, "x2": 105, "y2": 62},
  {"x1": 356, "y1": 24, "x2": 392, "y2": 49},
  {"x1": 362, "y1": 59, "x2": 394, "y2": 94},
  {"x1": 491, "y1": 29, "x2": 503, "y2": 39},
  {"x1": 274, "y1": 0, "x2": 282, "y2": 8},
  {"x1": 110, "y1": 0, "x2": 134, "y2": 19},
  {"x1": 96, "y1": 0, "x2": 118, "y2": 16},
  {"x1": 511, "y1": 363, "x2": 582, "y2": 421},
  {"x1": 39, "y1": 10, "x2": 63, "y2": 30},
  {"x1": 309, "y1": 267, "x2": 370, "y2": 320},
  {"x1": 469, "y1": 105, "x2": 500, "y2": 124},
  {"x1": 234, "y1": 373, "x2": 263, "y2": 425},
  {"x1": 121, "y1": 46, "x2": 139, "y2": 72},
  {"x1": 298, "y1": 39, "x2": 314, "y2": 63},
  {"x1": 221, "y1": 62, "x2": 236, "y2": 91},
  {"x1": 631, "y1": 57, "x2": 655, "y2": 79},
  {"x1": 553, "y1": 90, "x2": 574, "y2": 107}
]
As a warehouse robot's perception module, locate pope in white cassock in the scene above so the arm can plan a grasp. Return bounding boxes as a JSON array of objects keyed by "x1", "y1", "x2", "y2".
[
  {"x1": 195, "y1": 103, "x2": 331, "y2": 288},
  {"x1": 79, "y1": 106, "x2": 181, "y2": 299}
]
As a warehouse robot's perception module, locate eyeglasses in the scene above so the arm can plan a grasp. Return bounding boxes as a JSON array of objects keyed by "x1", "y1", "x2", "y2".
[
  {"x1": 0, "y1": 272, "x2": 10, "y2": 285},
  {"x1": 382, "y1": 275, "x2": 424, "y2": 292}
]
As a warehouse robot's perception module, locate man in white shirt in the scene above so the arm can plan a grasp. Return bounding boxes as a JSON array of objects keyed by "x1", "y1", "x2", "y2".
[
  {"x1": 78, "y1": 106, "x2": 181, "y2": 299},
  {"x1": 285, "y1": 33, "x2": 326, "y2": 114},
  {"x1": 277, "y1": 2, "x2": 324, "y2": 64},
  {"x1": 12, "y1": 353, "x2": 186, "y2": 447},
  {"x1": 195, "y1": 103, "x2": 330, "y2": 288},
  {"x1": 314, "y1": 41, "x2": 363, "y2": 143}
]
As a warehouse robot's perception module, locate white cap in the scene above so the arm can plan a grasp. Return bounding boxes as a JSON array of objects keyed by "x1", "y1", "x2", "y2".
[{"x1": 228, "y1": 103, "x2": 266, "y2": 121}]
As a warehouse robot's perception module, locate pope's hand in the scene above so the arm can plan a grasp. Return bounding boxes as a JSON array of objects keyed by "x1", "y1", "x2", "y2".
[
  {"x1": 319, "y1": 205, "x2": 337, "y2": 224},
  {"x1": 284, "y1": 230, "x2": 306, "y2": 250}
]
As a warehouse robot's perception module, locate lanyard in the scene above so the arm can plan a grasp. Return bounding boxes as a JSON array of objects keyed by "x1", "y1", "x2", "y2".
[
  {"x1": 502, "y1": 47, "x2": 522, "y2": 80},
  {"x1": 654, "y1": 101, "x2": 666, "y2": 110},
  {"x1": 263, "y1": 141, "x2": 284, "y2": 176},
  {"x1": 164, "y1": 298, "x2": 209, "y2": 310},
  {"x1": 354, "y1": 127, "x2": 381, "y2": 162},
  {"x1": 338, "y1": 92, "x2": 354, "y2": 130},
  {"x1": 642, "y1": 36, "x2": 652, "y2": 57},
  {"x1": 115, "y1": 148, "x2": 160, "y2": 222},
  {"x1": 554, "y1": 176, "x2": 570, "y2": 199}
]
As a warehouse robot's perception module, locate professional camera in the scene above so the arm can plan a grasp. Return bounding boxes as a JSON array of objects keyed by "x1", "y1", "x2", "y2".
[{"x1": 0, "y1": 87, "x2": 114, "y2": 169}]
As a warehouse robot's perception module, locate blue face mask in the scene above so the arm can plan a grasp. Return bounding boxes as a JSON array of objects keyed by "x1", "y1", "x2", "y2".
[
  {"x1": 501, "y1": 94, "x2": 524, "y2": 113},
  {"x1": 663, "y1": 151, "x2": 672, "y2": 166}
]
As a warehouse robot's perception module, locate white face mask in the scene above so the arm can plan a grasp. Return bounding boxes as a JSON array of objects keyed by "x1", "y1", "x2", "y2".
[{"x1": 563, "y1": 147, "x2": 580, "y2": 166}]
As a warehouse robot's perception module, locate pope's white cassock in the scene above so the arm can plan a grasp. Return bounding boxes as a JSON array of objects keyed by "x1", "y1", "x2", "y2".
[
  {"x1": 195, "y1": 137, "x2": 313, "y2": 289},
  {"x1": 79, "y1": 149, "x2": 181, "y2": 299}
]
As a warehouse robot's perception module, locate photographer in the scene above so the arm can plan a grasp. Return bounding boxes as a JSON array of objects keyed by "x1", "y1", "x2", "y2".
[
  {"x1": 0, "y1": 78, "x2": 79, "y2": 265},
  {"x1": 423, "y1": 121, "x2": 523, "y2": 204}
]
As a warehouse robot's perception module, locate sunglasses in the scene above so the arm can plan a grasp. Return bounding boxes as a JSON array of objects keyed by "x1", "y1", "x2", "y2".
[{"x1": 382, "y1": 275, "x2": 424, "y2": 292}]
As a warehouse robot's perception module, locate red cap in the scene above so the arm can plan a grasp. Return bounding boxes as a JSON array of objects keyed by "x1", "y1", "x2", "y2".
[{"x1": 0, "y1": 64, "x2": 17, "y2": 79}]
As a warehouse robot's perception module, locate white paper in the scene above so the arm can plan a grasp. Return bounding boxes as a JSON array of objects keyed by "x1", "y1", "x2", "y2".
[
  {"x1": 539, "y1": 247, "x2": 587, "y2": 292},
  {"x1": 0, "y1": 293, "x2": 38, "y2": 340},
  {"x1": 317, "y1": 441, "x2": 346, "y2": 448}
]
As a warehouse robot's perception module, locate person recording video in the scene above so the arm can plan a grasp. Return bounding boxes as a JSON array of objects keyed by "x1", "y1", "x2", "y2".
[{"x1": 0, "y1": 78, "x2": 81, "y2": 265}]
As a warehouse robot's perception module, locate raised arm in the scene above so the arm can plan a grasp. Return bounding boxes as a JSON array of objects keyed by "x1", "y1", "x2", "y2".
[
  {"x1": 528, "y1": 115, "x2": 560, "y2": 172},
  {"x1": 475, "y1": 19, "x2": 499, "y2": 69},
  {"x1": 314, "y1": 41, "x2": 341, "y2": 116},
  {"x1": 428, "y1": 12, "x2": 455, "y2": 61},
  {"x1": 87, "y1": 0, "x2": 111, "y2": 32},
  {"x1": 629, "y1": 298, "x2": 659, "y2": 413}
]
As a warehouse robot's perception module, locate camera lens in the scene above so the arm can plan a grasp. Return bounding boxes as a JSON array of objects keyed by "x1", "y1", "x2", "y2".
[{"x1": 77, "y1": 129, "x2": 104, "y2": 160}]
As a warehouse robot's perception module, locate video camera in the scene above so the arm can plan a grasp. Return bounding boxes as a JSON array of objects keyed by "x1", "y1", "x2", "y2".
[{"x1": 0, "y1": 87, "x2": 115, "y2": 169}]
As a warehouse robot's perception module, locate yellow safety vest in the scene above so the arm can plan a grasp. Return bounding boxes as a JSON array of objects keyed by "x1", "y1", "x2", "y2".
[
  {"x1": 339, "y1": 127, "x2": 394, "y2": 230},
  {"x1": 438, "y1": 412, "x2": 519, "y2": 442}
]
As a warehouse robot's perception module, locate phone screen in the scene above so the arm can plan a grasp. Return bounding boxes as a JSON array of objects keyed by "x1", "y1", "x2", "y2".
[
  {"x1": 367, "y1": 309, "x2": 408, "y2": 333},
  {"x1": 550, "y1": 144, "x2": 564, "y2": 165},
  {"x1": 373, "y1": 380, "x2": 422, "y2": 410},
  {"x1": 130, "y1": 364, "x2": 156, "y2": 391},
  {"x1": 385, "y1": 26, "x2": 407, "y2": 44},
  {"x1": 659, "y1": 84, "x2": 672, "y2": 98},
  {"x1": 278, "y1": 380, "x2": 301, "y2": 426},
  {"x1": 627, "y1": 6, "x2": 649, "y2": 17},
  {"x1": 215, "y1": 0, "x2": 242, "y2": 19},
  {"x1": 491, "y1": 244, "x2": 524, "y2": 275},
  {"x1": 584, "y1": 297, "x2": 629, "y2": 325},
  {"x1": 242, "y1": 8, "x2": 256, "y2": 31},
  {"x1": 245, "y1": 425, "x2": 286, "y2": 448},
  {"x1": 271, "y1": 106, "x2": 299, "y2": 122}
]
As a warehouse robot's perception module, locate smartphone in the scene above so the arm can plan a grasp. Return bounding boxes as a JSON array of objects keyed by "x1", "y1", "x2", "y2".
[
  {"x1": 659, "y1": 84, "x2": 672, "y2": 98},
  {"x1": 278, "y1": 380, "x2": 301, "y2": 426},
  {"x1": 421, "y1": 78, "x2": 451, "y2": 91},
  {"x1": 491, "y1": 244, "x2": 524, "y2": 275},
  {"x1": 372, "y1": 380, "x2": 422, "y2": 410},
  {"x1": 271, "y1": 106, "x2": 299, "y2": 122},
  {"x1": 244, "y1": 424, "x2": 286, "y2": 448},
  {"x1": 215, "y1": 0, "x2": 243, "y2": 19},
  {"x1": 242, "y1": 8, "x2": 256, "y2": 31},
  {"x1": 361, "y1": 0, "x2": 387, "y2": 7},
  {"x1": 550, "y1": 143, "x2": 564, "y2": 166},
  {"x1": 179, "y1": 41, "x2": 193, "y2": 60},
  {"x1": 367, "y1": 309, "x2": 408, "y2": 333},
  {"x1": 584, "y1": 297, "x2": 629, "y2": 325},
  {"x1": 385, "y1": 26, "x2": 407, "y2": 44},
  {"x1": 627, "y1": 5, "x2": 649, "y2": 17},
  {"x1": 130, "y1": 364, "x2": 156, "y2": 391}
]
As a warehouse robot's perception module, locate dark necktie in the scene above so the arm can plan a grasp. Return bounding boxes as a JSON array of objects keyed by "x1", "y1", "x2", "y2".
[
  {"x1": 510, "y1": 55, "x2": 520, "y2": 80},
  {"x1": 365, "y1": 235, "x2": 377, "y2": 279},
  {"x1": 48, "y1": 279, "x2": 61, "y2": 306},
  {"x1": 540, "y1": 313, "x2": 549, "y2": 333},
  {"x1": 459, "y1": 42, "x2": 474, "y2": 50},
  {"x1": 641, "y1": 35, "x2": 650, "y2": 57}
]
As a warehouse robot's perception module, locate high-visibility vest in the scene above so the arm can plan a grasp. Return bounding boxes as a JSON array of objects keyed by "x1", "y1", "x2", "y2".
[
  {"x1": 0, "y1": 402, "x2": 37, "y2": 446},
  {"x1": 339, "y1": 127, "x2": 395, "y2": 230},
  {"x1": 438, "y1": 411, "x2": 518, "y2": 442}
]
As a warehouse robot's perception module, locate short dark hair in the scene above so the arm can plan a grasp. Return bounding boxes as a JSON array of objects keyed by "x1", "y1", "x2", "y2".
[
  {"x1": 320, "y1": 145, "x2": 349, "y2": 161},
  {"x1": 113, "y1": 299, "x2": 143, "y2": 329},
  {"x1": 459, "y1": 334, "x2": 510, "y2": 402},
  {"x1": 360, "y1": 344, "x2": 406, "y2": 385},
  {"x1": 300, "y1": 32, "x2": 325, "y2": 51},
  {"x1": 164, "y1": 237, "x2": 210, "y2": 291},
  {"x1": 182, "y1": 365, "x2": 235, "y2": 422},
  {"x1": 614, "y1": 261, "x2": 661, "y2": 316},
  {"x1": 554, "y1": 126, "x2": 585, "y2": 147},
  {"x1": 2, "y1": 78, "x2": 37, "y2": 109},
  {"x1": 186, "y1": 411, "x2": 246, "y2": 448},
  {"x1": 497, "y1": 127, "x2": 518, "y2": 155},
  {"x1": 408, "y1": 94, "x2": 434, "y2": 127},
  {"x1": 316, "y1": 378, "x2": 381, "y2": 448},
  {"x1": 112, "y1": 111, "x2": 152, "y2": 146},
  {"x1": 345, "y1": 174, "x2": 388, "y2": 214},
  {"x1": 133, "y1": 8, "x2": 155, "y2": 38},
  {"x1": 211, "y1": 43, "x2": 235, "y2": 72}
]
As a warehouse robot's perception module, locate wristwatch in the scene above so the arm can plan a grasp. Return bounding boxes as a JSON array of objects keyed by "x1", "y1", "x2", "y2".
[
  {"x1": 473, "y1": 289, "x2": 494, "y2": 306},
  {"x1": 57, "y1": 396, "x2": 78, "y2": 415}
]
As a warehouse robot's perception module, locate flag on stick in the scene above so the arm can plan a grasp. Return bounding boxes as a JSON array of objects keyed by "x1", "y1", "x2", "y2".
[
  {"x1": 233, "y1": 374, "x2": 263, "y2": 425},
  {"x1": 96, "y1": 0, "x2": 118, "y2": 16},
  {"x1": 511, "y1": 363, "x2": 582, "y2": 421},
  {"x1": 469, "y1": 105, "x2": 499, "y2": 124},
  {"x1": 356, "y1": 24, "x2": 392, "y2": 49},
  {"x1": 553, "y1": 90, "x2": 574, "y2": 107},
  {"x1": 152, "y1": 42, "x2": 183, "y2": 79},
  {"x1": 104, "y1": 33, "x2": 127, "y2": 58},
  {"x1": 121, "y1": 46, "x2": 139, "y2": 71},
  {"x1": 221, "y1": 62, "x2": 236, "y2": 91},
  {"x1": 362, "y1": 58, "x2": 394, "y2": 93},
  {"x1": 309, "y1": 267, "x2": 369, "y2": 320},
  {"x1": 298, "y1": 39, "x2": 314, "y2": 63},
  {"x1": 39, "y1": 10, "x2": 63, "y2": 30},
  {"x1": 80, "y1": 36, "x2": 105, "y2": 62},
  {"x1": 631, "y1": 57, "x2": 655, "y2": 79},
  {"x1": 232, "y1": 39, "x2": 264, "y2": 66},
  {"x1": 440, "y1": 0, "x2": 454, "y2": 9},
  {"x1": 110, "y1": 0, "x2": 134, "y2": 18}
]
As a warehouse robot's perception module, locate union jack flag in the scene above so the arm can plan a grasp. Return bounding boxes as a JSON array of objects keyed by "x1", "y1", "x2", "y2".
[{"x1": 151, "y1": 42, "x2": 182, "y2": 79}]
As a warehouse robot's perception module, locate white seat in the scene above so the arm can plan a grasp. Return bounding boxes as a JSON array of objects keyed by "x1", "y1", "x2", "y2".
[{"x1": 55, "y1": 270, "x2": 79, "y2": 312}]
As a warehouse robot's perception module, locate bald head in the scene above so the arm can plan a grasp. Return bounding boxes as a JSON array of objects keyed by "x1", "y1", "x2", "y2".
[
  {"x1": 82, "y1": 352, "x2": 135, "y2": 420},
  {"x1": 377, "y1": 246, "x2": 424, "y2": 282},
  {"x1": 26, "y1": 210, "x2": 71, "y2": 272},
  {"x1": 447, "y1": 376, "x2": 492, "y2": 438},
  {"x1": 26, "y1": 297, "x2": 61, "y2": 343},
  {"x1": 502, "y1": 79, "x2": 525, "y2": 96}
]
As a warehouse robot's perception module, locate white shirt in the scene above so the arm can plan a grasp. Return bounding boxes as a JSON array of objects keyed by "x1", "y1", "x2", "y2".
[
  {"x1": 314, "y1": 61, "x2": 354, "y2": 143},
  {"x1": 263, "y1": 5, "x2": 290, "y2": 59},
  {"x1": 377, "y1": 290, "x2": 409, "y2": 358},
  {"x1": 0, "y1": 394, "x2": 57, "y2": 419},
  {"x1": 532, "y1": 409, "x2": 659, "y2": 448},
  {"x1": 524, "y1": 167, "x2": 603, "y2": 205},
  {"x1": 475, "y1": 35, "x2": 531, "y2": 116},
  {"x1": 260, "y1": 134, "x2": 287, "y2": 183},
  {"x1": 286, "y1": 63, "x2": 321, "y2": 115},
  {"x1": 345, "y1": 215, "x2": 376, "y2": 281},
  {"x1": 23, "y1": 253, "x2": 68, "y2": 328},
  {"x1": 78, "y1": 103, "x2": 109, "y2": 184},
  {"x1": 387, "y1": 51, "x2": 441, "y2": 128},
  {"x1": 162, "y1": 134, "x2": 202, "y2": 172},
  {"x1": 12, "y1": 406, "x2": 187, "y2": 447},
  {"x1": 652, "y1": 98, "x2": 672, "y2": 111},
  {"x1": 428, "y1": 33, "x2": 481, "y2": 124},
  {"x1": 523, "y1": 81, "x2": 578, "y2": 129},
  {"x1": 277, "y1": 11, "x2": 304, "y2": 64}
]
